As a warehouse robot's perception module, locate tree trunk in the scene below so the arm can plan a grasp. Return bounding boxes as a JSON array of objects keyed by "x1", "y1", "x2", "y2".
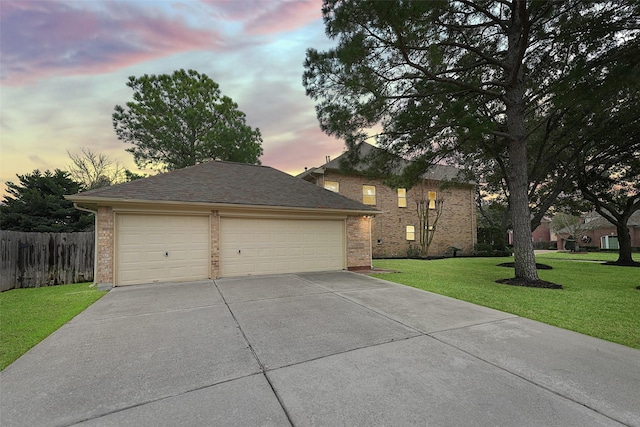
[
  {"x1": 503, "y1": 0, "x2": 539, "y2": 282},
  {"x1": 616, "y1": 222, "x2": 634, "y2": 265},
  {"x1": 507, "y1": 140, "x2": 539, "y2": 280}
]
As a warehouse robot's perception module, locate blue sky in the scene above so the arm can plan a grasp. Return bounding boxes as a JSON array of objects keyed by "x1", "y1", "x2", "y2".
[{"x1": 0, "y1": 0, "x2": 346, "y2": 195}]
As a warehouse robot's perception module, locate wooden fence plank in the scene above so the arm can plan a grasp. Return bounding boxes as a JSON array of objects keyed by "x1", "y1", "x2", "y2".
[{"x1": 0, "y1": 231, "x2": 94, "y2": 292}]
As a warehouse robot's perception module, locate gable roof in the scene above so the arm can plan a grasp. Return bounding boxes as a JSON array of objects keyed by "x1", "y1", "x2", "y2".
[
  {"x1": 584, "y1": 210, "x2": 640, "y2": 228},
  {"x1": 298, "y1": 142, "x2": 473, "y2": 184},
  {"x1": 66, "y1": 161, "x2": 379, "y2": 214},
  {"x1": 553, "y1": 211, "x2": 640, "y2": 235}
]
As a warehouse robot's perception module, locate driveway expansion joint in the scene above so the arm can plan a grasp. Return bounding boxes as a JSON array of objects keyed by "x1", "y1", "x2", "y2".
[
  {"x1": 428, "y1": 331, "x2": 630, "y2": 426},
  {"x1": 60, "y1": 373, "x2": 266, "y2": 427},
  {"x1": 212, "y1": 279, "x2": 296, "y2": 427}
]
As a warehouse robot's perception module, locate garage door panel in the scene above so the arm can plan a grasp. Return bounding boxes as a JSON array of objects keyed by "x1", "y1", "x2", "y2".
[
  {"x1": 220, "y1": 218, "x2": 344, "y2": 277},
  {"x1": 116, "y1": 214, "x2": 210, "y2": 286},
  {"x1": 273, "y1": 248, "x2": 287, "y2": 257}
]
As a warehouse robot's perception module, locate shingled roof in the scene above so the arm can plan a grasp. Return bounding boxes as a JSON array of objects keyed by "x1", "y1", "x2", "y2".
[
  {"x1": 298, "y1": 142, "x2": 473, "y2": 184},
  {"x1": 66, "y1": 161, "x2": 379, "y2": 214}
]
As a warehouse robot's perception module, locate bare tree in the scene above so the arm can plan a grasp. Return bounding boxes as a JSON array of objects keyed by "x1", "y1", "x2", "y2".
[
  {"x1": 550, "y1": 213, "x2": 595, "y2": 252},
  {"x1": 416, "y1": 183, "x2": 444, "y2": 257},
  {"x1": 67, "y1": 148, "x2": 126, "y2": 190}
]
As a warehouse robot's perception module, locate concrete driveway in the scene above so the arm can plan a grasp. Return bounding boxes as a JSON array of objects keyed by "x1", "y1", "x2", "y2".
[{"x1": 1, "y1": 271, "x2": 639, "y2": 426}]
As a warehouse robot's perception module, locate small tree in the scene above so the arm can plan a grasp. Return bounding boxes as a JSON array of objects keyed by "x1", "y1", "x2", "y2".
[
  {"x1": 416, "y1": 183, "x2": 444, "y2": 257},
  {"x1": 551, "y1": 213, "x2": 594, "y2": 252},
  {"x1": 113, "y1": 69, "x2": 263, "y2": 171}
]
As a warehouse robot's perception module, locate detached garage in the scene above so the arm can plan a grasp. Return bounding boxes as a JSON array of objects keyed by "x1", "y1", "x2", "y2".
[{"x1": 66, "y1": 161, "x2": 378, "y2": 288}]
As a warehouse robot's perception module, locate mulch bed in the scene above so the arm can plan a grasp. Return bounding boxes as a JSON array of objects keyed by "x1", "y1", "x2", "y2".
[
  {"x1": 497, "y1": 262, "x2": 553, "y2": 270},
  {"x1": 495, "y1": 262, "x2": 561, "y2": 288},
  {"x1": 496, "y1": 277, "x2": 563, "y2": 289},
  {"x1": 602, "y1": 261, "x2": 640, "y2": 268}
]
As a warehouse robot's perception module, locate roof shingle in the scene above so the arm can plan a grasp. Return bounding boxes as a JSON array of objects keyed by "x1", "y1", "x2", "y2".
[
  {"x1": 297, "y1": 142, "x2": 474, "y2": 184},
  {"x1": 66, "y1": 161, "x2": 378, "y2": 213}
]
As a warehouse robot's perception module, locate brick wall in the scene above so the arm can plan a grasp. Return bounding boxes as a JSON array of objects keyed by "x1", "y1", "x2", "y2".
[
  {"x1": 346, "y1": 215, "x2": 372, "y2": 269},
  {"x1": 319, "y1": 171, "x2": 476, "y2": 257},
  {"x1": 96, "y1": 206, "x2": 114, "y2": 285},
  {"x1": 532, "y1": 221, "x2": 551, "y2": 242},
  {"x1": 559, "y1": 225, "x2": 640, "y2": 250}
]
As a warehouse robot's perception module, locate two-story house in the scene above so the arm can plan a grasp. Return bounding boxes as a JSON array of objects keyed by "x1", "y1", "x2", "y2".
[{"x1": 298, "y1": 143, "x2": 477, "y2": 258}]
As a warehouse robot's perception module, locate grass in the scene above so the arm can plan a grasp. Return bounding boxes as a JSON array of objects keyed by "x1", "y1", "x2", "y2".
[
  {"x1": 535, "y1": 251, "x2": 640, "y2": 262},
  {"x1": 372, "y1": 252, "x2": 640, "y2": 349},
  {"x1": 0, "y1": 283, "x2": 107, "y2": 371}
]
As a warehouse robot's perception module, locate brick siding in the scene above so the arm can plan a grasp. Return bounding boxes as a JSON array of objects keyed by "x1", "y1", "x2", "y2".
[
  {"x1": 558, "y1": 225, "x2": 640, "y2": 250},
  {"x1": 346, "y1": 215, "x2": 372, "y2": 269},
  {"x1": 316, "y1": 171, "x2": 476, "y2": 257},
  {"x1": 96, "y1": 206, "x2": 114, "y2": 284}
]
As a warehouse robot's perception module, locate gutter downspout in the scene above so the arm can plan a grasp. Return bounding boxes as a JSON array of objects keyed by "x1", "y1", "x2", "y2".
[{"x1": 74, "y1": 203, "x2": 98, "y2": 288}]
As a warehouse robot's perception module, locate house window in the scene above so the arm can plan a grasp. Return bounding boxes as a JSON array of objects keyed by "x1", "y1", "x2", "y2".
[
  {"x1": 324, "y1": 180, "x2": 339, "y2": 193},
  {"x1": 406, "y1": 225, "x2": 415, "y2": 241},
  {"x1": 363, "y1": 185, "x2": 376, "y2": 205},
  {"x1": 428, "y1": 191, "x2": 437, "y2": 209},
  {"x1": 398, "y1": 188, "x2": 407, "y2": 208}
]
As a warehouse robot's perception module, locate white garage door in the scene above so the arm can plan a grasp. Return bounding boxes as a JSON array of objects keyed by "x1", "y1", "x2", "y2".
[
  {"x1": 220, "y1": 218, "x2": 345, "y2": 277},
  {"x1": 116, "y1": 214, "x2": 210, "y2": 286}
]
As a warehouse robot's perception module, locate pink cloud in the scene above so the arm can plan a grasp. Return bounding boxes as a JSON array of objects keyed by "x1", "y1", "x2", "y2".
[
  {"x1": 244, "y1": 1, "x2": 322, "y2": 36},
  {"x1": 201, "y1": 0, "x2": 322, "y2": 36},
  {"x1": 0, "y1": 1, "x2": 223, "y2": 86},
  {"x1": 262, "y1": 126, "x2": 346, "y2": 175}
]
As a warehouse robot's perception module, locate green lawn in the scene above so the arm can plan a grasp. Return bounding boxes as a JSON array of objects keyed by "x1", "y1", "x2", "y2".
[
  {"x1": 0, "y1": 283, "x2": 107, "y2": 371},
  {"x1": 535, "y1": 251, "x2": 640, "y2": 262},
  {"x1": 372, "y1": 253, "x2": 640, "y2": 349}
]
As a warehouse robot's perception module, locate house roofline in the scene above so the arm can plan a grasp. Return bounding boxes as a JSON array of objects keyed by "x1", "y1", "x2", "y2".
[{"x1": 65, "y1": 195, "x2": 382, "y2": 217}]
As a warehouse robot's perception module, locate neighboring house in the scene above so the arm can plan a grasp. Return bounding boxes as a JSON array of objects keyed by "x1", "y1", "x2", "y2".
[
  {"x1": 508, "y1": 218, "x2": 554, "y2": 248},
  {"x1": 555, "y1": 211, "x2": 640, "y2": 250},
  {"x1": 298, "y1": 143, "x2": 477, "y2": 258},
  {"x1": 532, "y1": 218, "x2": 552, "y2": 243},
  {"x1": 66, "y1": 161, "x2": 379, "y2": 288}
]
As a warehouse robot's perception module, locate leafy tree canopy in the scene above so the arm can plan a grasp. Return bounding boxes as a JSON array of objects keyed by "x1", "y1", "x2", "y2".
[
  {"x1": 304, "y1": 0, "x2": 638, "y2": 282},
  {"x1": 553, "y1": 36, "x2": 640, "y2": 264},
  {"x1": 0, "y1": 170, "x2": 93, "y2": 232},
  {"x1": 113, "y1": 69, "x2": 263, "y2": 171}
]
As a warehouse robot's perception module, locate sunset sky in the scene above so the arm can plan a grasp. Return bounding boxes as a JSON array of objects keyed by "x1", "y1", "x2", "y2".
[{"x1": 0, "y1": 0, "x2": 348, "y2": 196}]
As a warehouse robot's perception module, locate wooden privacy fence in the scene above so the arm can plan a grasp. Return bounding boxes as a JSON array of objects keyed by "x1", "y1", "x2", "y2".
[{"x1": 0, "y1": 231, "x2": 94, "y2": 292}]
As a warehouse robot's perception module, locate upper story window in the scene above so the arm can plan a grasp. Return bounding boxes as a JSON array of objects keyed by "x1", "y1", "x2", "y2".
[
  {"x1": 324, "y1": 180, "x2": 339, "y2": 193},
  {"x1": 363, "y1": 185, "x2": 376, "y2": 205},
  {"x1": 398, "y1": 188, "x2": 407, "y2": 208},
  {"x1": 428, "y1": 191, "x2": 437, "y2": 209}
]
